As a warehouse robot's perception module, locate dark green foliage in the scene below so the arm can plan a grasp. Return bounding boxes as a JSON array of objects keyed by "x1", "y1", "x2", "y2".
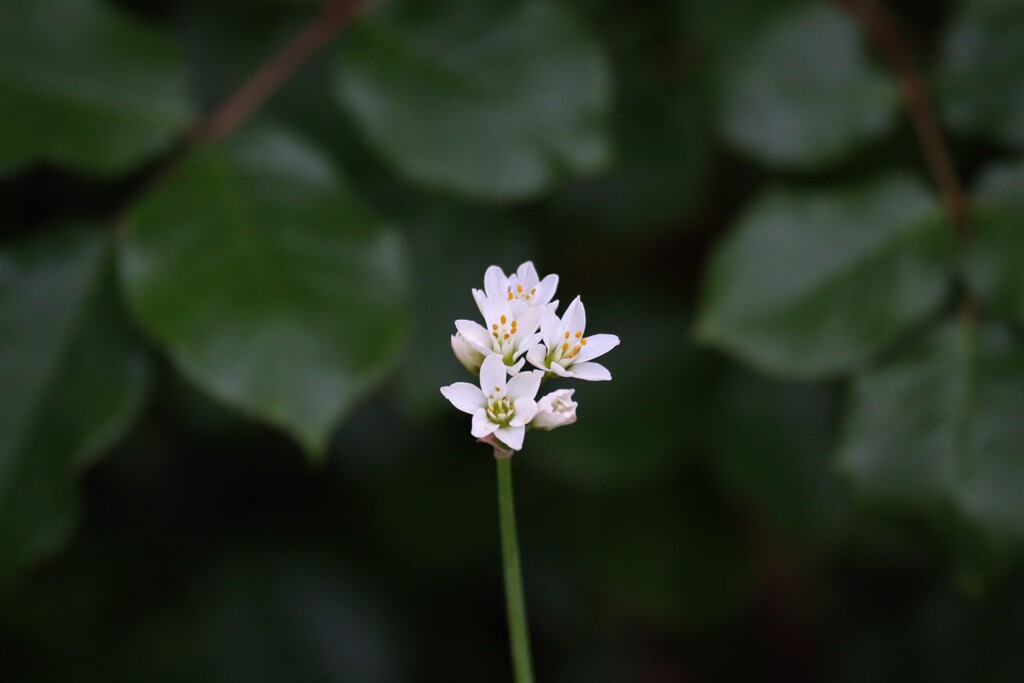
[
  {"x1": 332, "y1": 0, "x2": 611, "y2": 200},
  {"x1": 711, "y1": 3, "x2": 898, "y2": 168},
  {"x1": 120, "y1": 126, "x2": 407, "y2": 455},
  {"x1": 0, "y1": 0, "x2": 194, "y2": 175},
  {"x1": 938, "y1": 0, "x2": 1024, "y2": 147},
  {"x1": 840, "y1": 320, "x2": 1024, "y2": 546},
  {"x1": 964, "y1": 163, "x2": 1024, "y2": 320},
  {"x1": 697, "y1": 175, "x2": 951, "y2": 378},
  {"x1": 4, "y1": 0, "x2": 1024, "y2": 680},
  {"x1": 0, "y1": 229, "x2": 149, "y2": 585}
]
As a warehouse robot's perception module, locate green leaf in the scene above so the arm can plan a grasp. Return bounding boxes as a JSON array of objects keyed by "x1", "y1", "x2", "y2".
[
  {"x1": 938, "y1": 0, "x2": 1024, "y2": 148},
  {"x1": 839, "y1": 319, "x2": 1024, "y2": 545},
  {"x1": 331, "y1": 0, "x2": 612, "y2": 201},
  {"x1": 0, "y1": 0, "x2": 194, "y2": 175},
  {"x1": 697, "y1": 174, "x2": 951, "y2": 379},
  {"x1": 0, "y1": 228, "x2": 150, "y2": 586},
  {"x1": 964, "y1": 162, "x2": 1024, "y2": 320},
  {"x1": 712, "y1": 3, "x2": 898, "y2": 169},
  {"x1": 119, "y1": 126, "x2": 408, "y2": 456}
]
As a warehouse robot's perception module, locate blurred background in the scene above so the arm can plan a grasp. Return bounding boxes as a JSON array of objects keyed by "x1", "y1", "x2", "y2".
[{"x1": 4, "y1": 0, "x2": 1024, "y2": 681}]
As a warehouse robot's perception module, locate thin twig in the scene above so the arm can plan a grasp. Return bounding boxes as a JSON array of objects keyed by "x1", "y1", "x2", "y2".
[
  {"x1": 113, "y1": 0, "x2": 376, "y2": 234},
  {"x1": 835, "y1": 0, "x2": 969, "y2": 237},
  {"x1": 193, "y1": 0, "x2": 374, "y2": 145}
]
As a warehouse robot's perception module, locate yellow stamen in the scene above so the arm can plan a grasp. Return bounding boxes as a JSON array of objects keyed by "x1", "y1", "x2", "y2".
[
  {"x1": 581, "y1": 338, "x2": 588, "y2": 345},
  {"x1": 500, "y1": 315, "x2": 507, "y2": 325},
  {"x1": 564, "y1": 331, "x2": 570, "y2": 339},
  {"x1": 508, "y1": 292, "x2": 513, "y2": 301},
  {"x1": 562, "y1": 342, "x2": 569, "y2": 353},
  {"x1": 517, "y1": 284, "x2": 523, "y2": 293}
]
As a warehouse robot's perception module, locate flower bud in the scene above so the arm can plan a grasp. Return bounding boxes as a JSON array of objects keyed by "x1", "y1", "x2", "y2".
[
  {"x1": 451, "y1": 332, "x2": 485, "y2": 374},
  {"x1": 532, "y1": 389, "x2": 577, "y2": 431}
]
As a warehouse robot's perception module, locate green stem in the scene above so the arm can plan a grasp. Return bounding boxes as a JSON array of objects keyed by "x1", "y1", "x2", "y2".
[{"x1": 496, "y1": 456, "x2": 535, "y2": 683}]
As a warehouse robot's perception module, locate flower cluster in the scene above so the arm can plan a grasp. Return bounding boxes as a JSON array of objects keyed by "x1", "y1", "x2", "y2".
[{"x1": 441, "y1": 262, "x2": 619, "y2": 456}]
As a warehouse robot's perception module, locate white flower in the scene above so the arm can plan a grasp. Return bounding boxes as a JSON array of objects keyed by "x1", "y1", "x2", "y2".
[
  {"x1": 440, "y1": 355, "x2": 542, "y2": 451},
  {"x1": 526, "y1": 296, "x2": 619, "y2": 381},
  {"x1": 473, "y1": 261, "x2": 558, "y2": 318},
  {"x1": 533, "y1": 389, "x2": 577, "y2": 431},
  {"x1": 451, "y1": 332, "x2": 485, "y2": 374},
  {"x1": 455, "y1": 294, "x2": 548, "y2": 375}
]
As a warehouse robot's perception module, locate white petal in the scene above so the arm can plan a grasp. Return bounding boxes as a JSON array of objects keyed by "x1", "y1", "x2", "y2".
[
  {"x1": 509, "y1": 397, "x2": 537, "y2": 426},
  {"x1": 505, "y1": 357, "x2": 527, "y2": 375},
  {"x1": 534, "y1": 274, "x2": 558, "y2": 306},
  {"x1": 564, "y1": 295, "x2": 586, "y2": 336},
  {"x1": 451, "y1": 334, "x2": 483, "y2": 374},
  {"x1": 526, "y1": 344, "x2": 548, "y2": 371},
  {"x1": 495, "y1": 425, "x2": 525, "y2": 451},
  {"x1": 516, "y1": 306, "x2": 543, "y2": 338},
  {"x1": 513, "y1": 332, "x2": 543, "y2": 360},
  {"x1": 441, "y1": 383, "x2": 486, "y2": 414},
  {"x1": 541, "y1": 304, "x2": 562, "y2": 349},
  {"x1": 508, "y1": 299, "x2": 530, "y2": 318},
  {"x1": 484, "y1": 265, "x2": 507, "y2": 298},
  {"x1": 455, "y1": 319, "x2": 492, "y2": 353},
  {"x1": 472, "y1": 409, "x2": 499, "y2": 438},
  {"x1": 575, "y1": 333, "x2": 620, "y2": 363},
  {"x1": 484, "y1": 295, "x2": 513, "y2": 329},
  {"x1": 516, "y1": 261, "x2": 539, "y2": 288},
  {"x1": 506, "y1": 369, "x2": 542, "y2": 401},
  {"x1": 532, "y1": 389, "x2": 577, "y2": 431},
  {"x1": 538, "y1": 388, "x2": 575, "y2": 408},
  {"x1": 472, "y1": 289, "x2": 487, "y2": 318},
  {"x1": 565, "y1": 361, "x2": 611, "y2": 381},
  {"x1": 548, "y1": 362, "x2": 573, "y2": 377},
  {"x1": 479, "y1": 354, "x2": 507, "y2": 394}
]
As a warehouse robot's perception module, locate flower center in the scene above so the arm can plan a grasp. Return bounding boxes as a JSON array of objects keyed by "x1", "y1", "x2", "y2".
[
  {"x1": 486, "y1": 391, "x2": 515, "y2": 425},
  {"x1": 549, "y1": 329, "x2": 587, "y2": 367},
  {"x1": 490, "y1": 314, "x2": 519, "y2": 358},
  {"x1": 506, "y1": 283, "x2": 538, "y2": 302},
  {"x1": 549, "y1": 397, "x2": 573, "y2": 415}
]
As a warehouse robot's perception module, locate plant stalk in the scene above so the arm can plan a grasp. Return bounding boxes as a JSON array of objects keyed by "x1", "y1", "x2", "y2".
[{"x1": 496, "y1": 456, "x2": 535, "y2": 683}]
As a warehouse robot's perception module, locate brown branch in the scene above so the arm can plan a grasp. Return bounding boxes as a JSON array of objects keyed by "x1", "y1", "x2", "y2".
[
  {"x1": 193, "y1": 0, "x2": 375, "y2": 145},
  {"x1": 835, "y1": 0, "x2": 969, "y2": 237}
]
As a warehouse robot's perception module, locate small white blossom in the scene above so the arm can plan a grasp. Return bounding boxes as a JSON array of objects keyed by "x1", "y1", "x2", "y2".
[
  {"x1": 526, "y1": 296, "x2": 619, "y2": 381},
  {"x1": 473, "y1": 261, "x2": 558, "y2": 318},
  {"x1": 441, "y1": 355, "x2": 542, "y2": 451},
  {"x1": 455, "y1": 294, "x2": 547, "y2": 375},
  {"x1": 533, "y1": 389, "x2": 577, "y2": 431},
  {"x1": 451, "y1": 332, "x2": 485, "y2": 374}
]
